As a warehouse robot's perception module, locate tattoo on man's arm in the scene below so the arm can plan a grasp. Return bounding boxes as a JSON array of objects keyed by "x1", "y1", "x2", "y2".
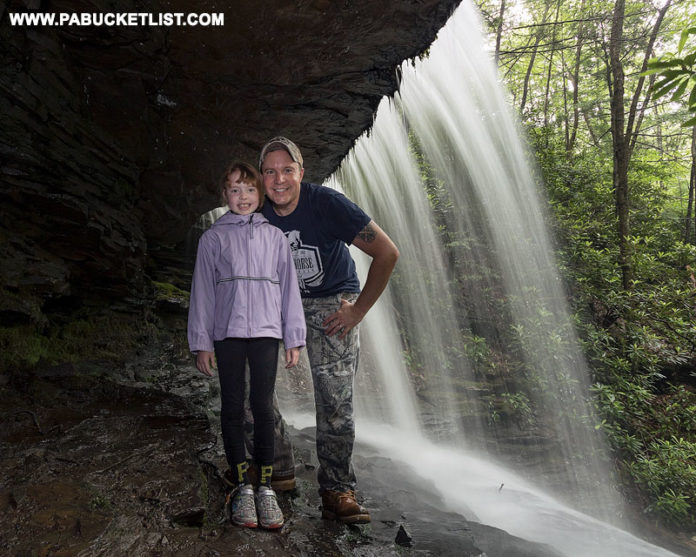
[{"x1": 357, "y1": 223, "x2": 376, "y2": 243}]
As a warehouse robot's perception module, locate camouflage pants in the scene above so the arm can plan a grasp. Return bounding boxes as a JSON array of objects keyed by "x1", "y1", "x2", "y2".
[
  {"x1": 246, "y1": 293, "x2": 359, "y2": 492},
  {"x1": 303, "y1": 293, "x2": 359, "y2": 493}
]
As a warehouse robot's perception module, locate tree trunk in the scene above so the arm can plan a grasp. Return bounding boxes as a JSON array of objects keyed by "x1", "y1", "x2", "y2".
[
  {"x1": 520, "y1": 1, "x2": 552, "y2": 114},
  {"x1": 609, "y1": 0, "x2": 631, "y2": 289},
  {"x1": 608, "y1": 0, "x2": 671, "y2": 289},
  {"x1": 495, "y1": 0, "x2": 506, "y2": 62},
  {"x1": 626, "y1": 1, "x2": 671, "y2": 159},
  {"x1": 567, "y1": 0, "x2": 586, "y2": 155},
  {"x1": 562, "y1": 50, "x2": 571, "y2": 150},
  {"x1": 581, "y1": 106, "x2": 601, "y2": 148},
  {"x1": 686, "y1": 126, "x2": 696, "y2": 244},
  {"x1": 543, "y1": 0, "x2": 562, "y2": 128}
]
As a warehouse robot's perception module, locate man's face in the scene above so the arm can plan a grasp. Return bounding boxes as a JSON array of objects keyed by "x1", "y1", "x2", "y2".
[{"x1": 261, "y1": 149, "x2": 304, "y2": 216}]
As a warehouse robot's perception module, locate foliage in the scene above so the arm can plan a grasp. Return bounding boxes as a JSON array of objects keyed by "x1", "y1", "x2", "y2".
[
  {"x1": 489, "y1": 2, "x2": 696, "y2": 525},
  {"x1": 593, "y1": 380, "x2": 696, "y2": 526},
  {"x1": 499, "y1": 391, "x2": 536, "y2": 426},
  {"x1": 537, "y1": 131, "x2": 696, "y2": 527},
  {"x1": 536, "y1": 122, "x2": 696, "y2": 525},
  {"x1": 645, "y1": 27, "x2": 696, "y2": 126}
]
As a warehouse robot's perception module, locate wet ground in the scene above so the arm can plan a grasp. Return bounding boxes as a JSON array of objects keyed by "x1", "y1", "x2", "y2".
[
  {"x1": 0, "y1": 337, "x2": 572, "y2": 557},
  {"x1": 1, "y1": 339, "x2": 693, "y2": 557}
]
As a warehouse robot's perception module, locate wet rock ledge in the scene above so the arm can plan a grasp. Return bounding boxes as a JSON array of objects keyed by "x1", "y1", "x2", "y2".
[{"x1": 0, "y1": 339, "x2": 563, "y2": 557}]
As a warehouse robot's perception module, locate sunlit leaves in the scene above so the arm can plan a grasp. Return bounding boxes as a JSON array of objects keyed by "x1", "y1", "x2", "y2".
[{"x1": 646, "y1": 26, "x2": 696, "y2": 126}]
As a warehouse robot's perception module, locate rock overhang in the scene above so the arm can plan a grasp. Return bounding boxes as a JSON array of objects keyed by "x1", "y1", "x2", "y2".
[{"x1": 0, "y1": 0, "x2": 461, "y2": 320}]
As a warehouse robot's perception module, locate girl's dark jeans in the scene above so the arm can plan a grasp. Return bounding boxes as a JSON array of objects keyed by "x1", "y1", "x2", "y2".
[{"x1": 214, "y1": 337, "x2": 279, "y2": 472}]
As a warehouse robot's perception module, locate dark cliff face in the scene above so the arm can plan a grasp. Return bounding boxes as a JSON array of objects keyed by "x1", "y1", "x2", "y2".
[{"x1": 0, "y1": 0, "x2": 460, "y2": 325}]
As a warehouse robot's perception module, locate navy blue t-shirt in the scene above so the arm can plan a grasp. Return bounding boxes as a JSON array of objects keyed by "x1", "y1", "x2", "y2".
[{"x1": 262, "y1": 182, "x2": 371, "y2": 298}]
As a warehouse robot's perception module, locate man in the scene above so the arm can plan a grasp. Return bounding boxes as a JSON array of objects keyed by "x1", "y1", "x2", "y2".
[{"x1": 259, "y1": 136, "x2": 399, "y2": 524}]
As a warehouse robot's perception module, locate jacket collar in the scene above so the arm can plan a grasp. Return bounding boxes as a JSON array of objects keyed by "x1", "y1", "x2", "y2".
[{"x1": 213, "y1": 211, "x2": 268, "y2": 227}]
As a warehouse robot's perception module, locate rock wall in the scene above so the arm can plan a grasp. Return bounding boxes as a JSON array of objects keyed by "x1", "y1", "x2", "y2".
[{"x1": 0, "y1": 0, "x2": 460, "y2": 325}]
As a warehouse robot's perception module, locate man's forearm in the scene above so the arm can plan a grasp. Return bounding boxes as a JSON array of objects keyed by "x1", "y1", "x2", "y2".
[
  {"x1": 351, "y1": 221, "x2": 399, "y2": 317},
  {"x1": 353, "y1": 251, "x2": 398, "y2": 317}
]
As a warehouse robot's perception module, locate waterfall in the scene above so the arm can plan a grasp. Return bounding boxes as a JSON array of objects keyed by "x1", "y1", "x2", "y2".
[
  {"x1": 185, "y1": 205, "x2": 229, "y2": 258},
  {"x1": 320, "y1": 2, "x2": 680, "y2": 556}
]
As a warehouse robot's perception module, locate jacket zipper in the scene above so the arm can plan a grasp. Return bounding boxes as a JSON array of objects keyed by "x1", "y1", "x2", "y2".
[{"x1": 247, "y1": 214, "x2": 253, "y2": 337}]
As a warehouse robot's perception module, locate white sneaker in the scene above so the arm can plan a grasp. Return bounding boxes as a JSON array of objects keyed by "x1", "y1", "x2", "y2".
[
  {"x1": 256, "y1": 485, "x2": 284, "y2": 529},
  {"x1": 230, "y1": 484, "x2": 257, "y2": 528}
]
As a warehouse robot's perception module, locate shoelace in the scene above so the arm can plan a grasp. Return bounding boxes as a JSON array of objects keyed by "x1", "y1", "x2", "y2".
[
  {"x1": 257, "y1": 488, "x2": 282, "y2": 520},
  {"x1": 233, "y1": 487, "x2": 256, "y2": 514}
]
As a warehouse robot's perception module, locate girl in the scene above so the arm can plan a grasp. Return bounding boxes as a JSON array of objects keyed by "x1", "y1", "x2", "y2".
[{"x1": 188, "y1": 161, "x2": 306, "y2": 529}]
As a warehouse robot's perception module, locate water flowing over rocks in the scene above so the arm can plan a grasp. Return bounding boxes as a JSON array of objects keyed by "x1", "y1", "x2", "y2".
[{"x1": 0, "y1": 0, "x2": 461, "y2": 323}]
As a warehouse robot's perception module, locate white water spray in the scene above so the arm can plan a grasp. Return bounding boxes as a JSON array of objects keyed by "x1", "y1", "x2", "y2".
[
  {"x1": 353, "y1": 421, "x2": 680, "y2": 557},
  {"x1": 323, "y1": 2, "x2": 682, "y2": 556}
]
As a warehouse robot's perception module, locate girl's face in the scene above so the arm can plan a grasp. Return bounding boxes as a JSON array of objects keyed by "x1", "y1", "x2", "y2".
[{"x1": 224, "y1": 170, "x2": 260, "y2": 215}]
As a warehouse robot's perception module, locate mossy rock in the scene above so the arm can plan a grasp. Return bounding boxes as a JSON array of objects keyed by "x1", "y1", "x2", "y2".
[
  {"x1": 152, "y1": 281, "x2": 189, "y2": 312},
  {"x1": 0, "y1": 310, "x2": 157, "y2": 374}
]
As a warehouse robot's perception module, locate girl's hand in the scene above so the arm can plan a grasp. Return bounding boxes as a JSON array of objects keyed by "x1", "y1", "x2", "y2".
[
  {"x1": 196, "y1": 351, "x2": 216, "y2": 376},
  {"x1": 285, "y1": 347, "x2": 300, "y2": 368}
]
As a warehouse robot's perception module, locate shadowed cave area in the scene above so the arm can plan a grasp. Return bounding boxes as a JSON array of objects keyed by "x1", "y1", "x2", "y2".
[{"x1": 1, "y1": 0, "x2": 460, "y2": 321}]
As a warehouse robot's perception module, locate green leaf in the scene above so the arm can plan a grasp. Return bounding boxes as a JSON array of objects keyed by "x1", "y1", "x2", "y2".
[
  {"x1": 689, "y1": 85, "x2": 696, "y2": 108},
  {"x1": 641, "y1": 67, "x2": 668, "y2": 76},
  {"x1": 646, "y1": 58, "x2": 683, "y2": 70},
  {"x1": 678, "y1": 27, "x2": 696, "y2": 53},
  {"x1": 683, "y1": 114, "x2": 696, "y2": 127},
  {"x1": 652, "y1": 74, "x2": 679, "y2": 91},
  {"x1": 653, "y1": 81, "x2": 679, "y2": 99},
  {"x1": 655, "y1": 69, "x2": 683, "y2": 81},
  {"x1": 671, "y1": 78, "x2": 690, "y2": 101}
]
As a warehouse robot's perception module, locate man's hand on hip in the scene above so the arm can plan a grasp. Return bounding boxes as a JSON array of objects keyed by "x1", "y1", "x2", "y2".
[{"x1": 323, "y1": 298, "x2": 365, "y2": 339}]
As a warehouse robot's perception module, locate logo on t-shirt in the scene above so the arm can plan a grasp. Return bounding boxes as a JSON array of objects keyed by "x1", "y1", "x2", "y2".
[{"x1": 285, "y1": 230, "x2": 324, "y2": 291}]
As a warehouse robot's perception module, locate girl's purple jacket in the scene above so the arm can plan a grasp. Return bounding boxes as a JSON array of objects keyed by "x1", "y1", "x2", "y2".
[{"x1": 187, "y1": 211, "x2": 306, "y2": 353}]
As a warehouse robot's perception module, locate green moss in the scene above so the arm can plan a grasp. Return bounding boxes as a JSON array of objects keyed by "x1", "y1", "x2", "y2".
[
  {"x1": 0, "y1": 310, "x2": 157, "y2": 374},
  {"x1": 88, "y1": 492, "x2": 112, "y2": 512},
  {"x1": 0, "y1": 325, "x2": 48, "y2": 368},
  {"x1": 152, "y1": 281, "x2": 189, "y2": 303}
]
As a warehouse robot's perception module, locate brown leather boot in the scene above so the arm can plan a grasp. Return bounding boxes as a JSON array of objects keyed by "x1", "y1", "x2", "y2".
[{"x1": 321, "y1": 490, "x2": 371, "y2": 524}]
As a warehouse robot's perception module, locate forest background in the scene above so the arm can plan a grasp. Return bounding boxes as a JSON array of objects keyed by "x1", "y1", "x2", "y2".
[{"x1": 471, "y1": 0, "x2": 696, "y2": 534}]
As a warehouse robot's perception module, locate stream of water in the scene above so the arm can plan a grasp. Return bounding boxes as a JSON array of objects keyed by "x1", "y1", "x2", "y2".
[
  {"x1": 320, "y1": 1, "x2": 682, "y2": 556},
  {"x1": 355, "y1": 419, "x2": 681, "y2": 557}
]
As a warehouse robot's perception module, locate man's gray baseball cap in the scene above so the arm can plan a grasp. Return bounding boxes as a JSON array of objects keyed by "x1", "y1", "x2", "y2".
[{"x1": 259, "y1": 136, "x2": 304, "y2": 170}]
